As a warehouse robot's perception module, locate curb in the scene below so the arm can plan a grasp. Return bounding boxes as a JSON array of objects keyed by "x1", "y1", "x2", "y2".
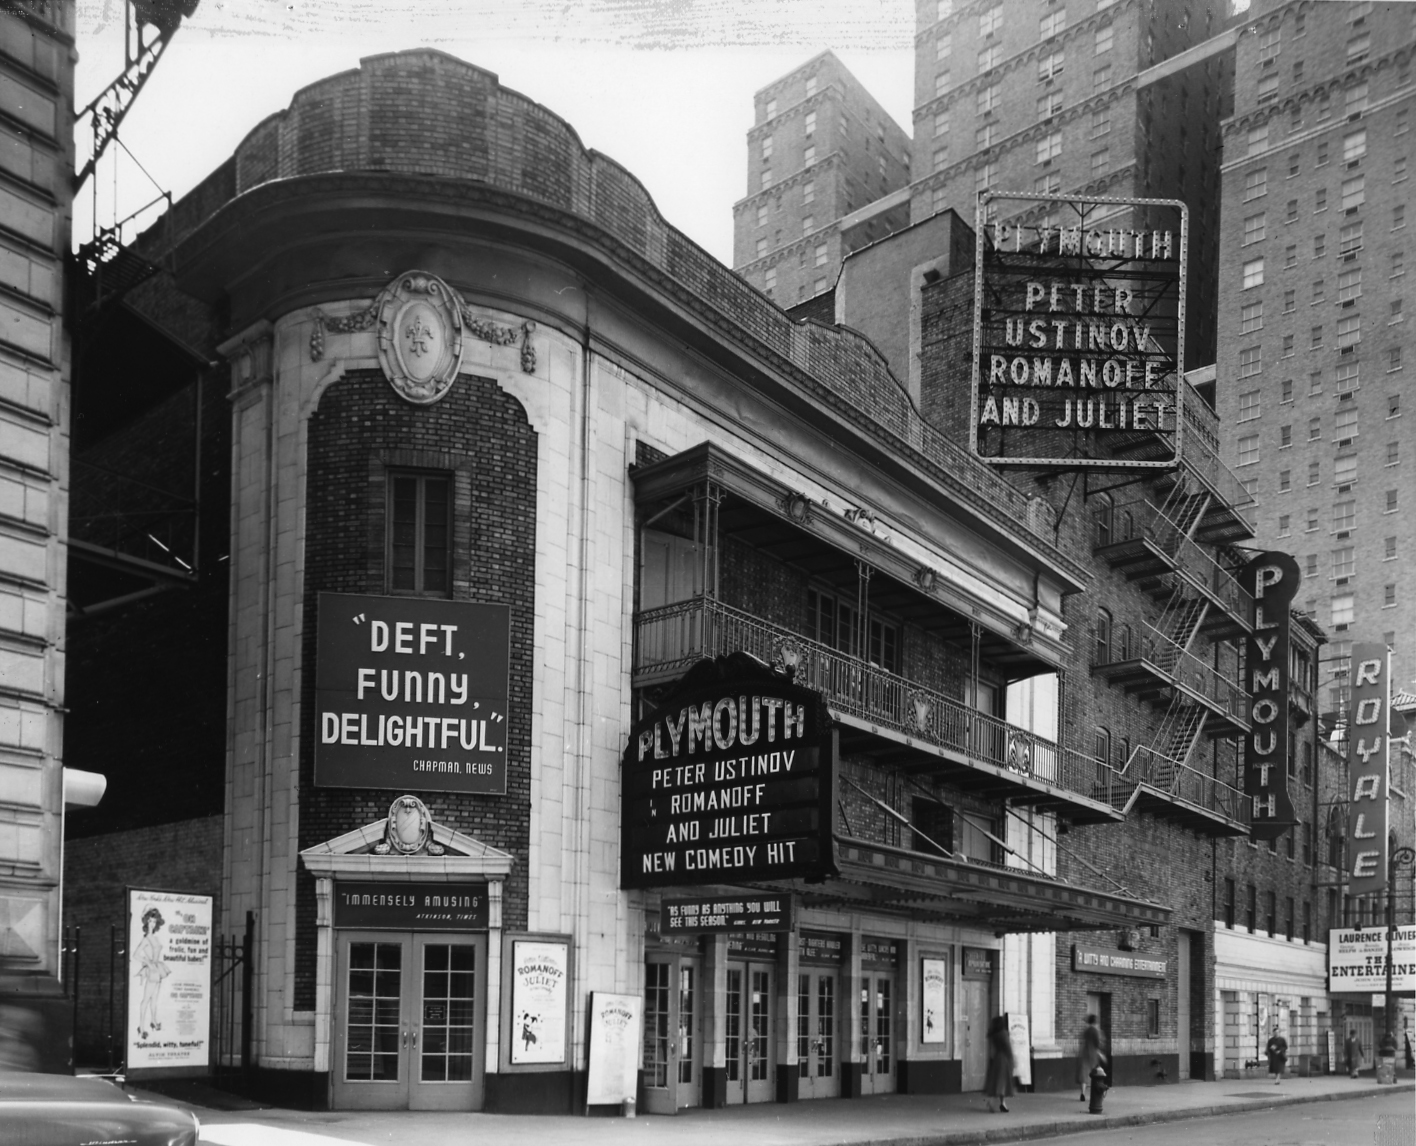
[{"x1": 847, "y1": 1082, "x2": 1416, "y2": 1146}]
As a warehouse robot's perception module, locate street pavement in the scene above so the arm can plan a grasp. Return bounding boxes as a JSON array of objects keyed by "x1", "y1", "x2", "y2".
[{"x1": 131, "y1": 1069, "x2": 1416, "y2": 1146}]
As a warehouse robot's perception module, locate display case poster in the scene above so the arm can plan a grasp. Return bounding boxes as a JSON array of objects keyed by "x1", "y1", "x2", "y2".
[
  {"x1": 586, "y1": 992, "x2": 642, "y2": 1106},
  {"x1": 1006, "y1": 1012, "x2": 1032, "y2": 1086},
  {"x1": 126, "y1": 889, "x2": 213, "y2": 1075},
  {"x1": 510, "y1": 939, "x2": 568, "y2": 1064},
  {"x1": 921, "y1": 957, "x2": 947, "y2": 1044}
]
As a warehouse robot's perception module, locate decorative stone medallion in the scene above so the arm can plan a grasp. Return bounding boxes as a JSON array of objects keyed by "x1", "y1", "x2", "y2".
[
  {"x1": 373, "y1": 794, "x2": 444, "y2": 856},
  {"x1": 375, "y1": 271, "x2": 465, "y2": 405}
]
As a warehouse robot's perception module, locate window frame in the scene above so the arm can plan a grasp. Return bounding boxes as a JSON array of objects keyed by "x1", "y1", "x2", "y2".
[{"x1": 386, "y1": 469, "x2": 454, "y2": 598}]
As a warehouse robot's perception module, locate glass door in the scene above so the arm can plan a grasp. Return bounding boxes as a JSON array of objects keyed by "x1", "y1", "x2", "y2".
[
  {"x1": 331, "y1": 932, "x2": 486, "y2": 1111},
  {"x1": 643, "y1": 955, "x2": 702, "y2": 1113},
  {"x1": 961, "y1": 978, "x2": 989, "y2": 1091},
  {"x1": 796, "y1": 969, "x2": 839, "y2": 1099},
  {"x1": 727, "y1": 962, "x2": 775, "y2": 1104},
  {"x1": 859, "y1": 973, "x2": 896, "y2": 1094}
]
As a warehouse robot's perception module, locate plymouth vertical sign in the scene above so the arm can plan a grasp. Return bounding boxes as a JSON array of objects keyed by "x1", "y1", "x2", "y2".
[
  {"x1": 621, "y1": 658, "x2": 837, "y2": 888},
  {"x1": 1240, "y1": 553, "x2": 1300, "y2": 840},
  {"x1": 315, "y1": 593, "x2": 510, "y2": 793}
]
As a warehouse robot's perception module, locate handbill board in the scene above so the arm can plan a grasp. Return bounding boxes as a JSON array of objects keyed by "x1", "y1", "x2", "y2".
[
  {"x1": 1346, "y1": 644, "x2": 1390, "y2": 895},
  {"x1": 510, "y1": 939, "x2": 569, "y2": 1065},
  {"x1": 126, "y1": 889, "x2": 212, "y2": 1076},
  {"x1": 971, "y1": 191, "x2": 1186, "y2": 470},
  {"x1": 921, "y1": 957, "x2": 948, "y2": 1044},
  {"x1": 620, "y1": 660, "x2": 837, "y2": 889},
  {"x1": 315, "y1": 593, "x2": 510, "y2": 793},
  {"x1": 585, "y1": 992, "x2": 642, "y2": 1106},
  {"x1": 1240, "y1": 553, "x2": 1301, "y2": 840},
  {"x1": 1328, "y1": 926, "x2": 1416, "y2": 993}
]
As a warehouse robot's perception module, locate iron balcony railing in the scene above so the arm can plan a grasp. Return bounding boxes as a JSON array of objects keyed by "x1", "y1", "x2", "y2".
[
  {"x1": 1146, "y1": 501, "x2": 1252, "y2": 623},
  {"x1": 634, "y1": 596, "x2": 1122, "y2": 807},
  {"x1": 1092, "y1": 622, "x2": 1248, "y2": 724},
  {"x1": 1180, "y1": 401, "x2": 1255, "y2": 527},
  {"x1": 1122, "y1": 745, "x2": 1248, "y2": 827}
]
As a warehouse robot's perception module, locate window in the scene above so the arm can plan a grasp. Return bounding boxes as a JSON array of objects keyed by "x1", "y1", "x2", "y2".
[
  {"x1": 1090, "y1": 148, "x2": 1110, "y2": 174},
  {"x1": 1387, "y1": 440, "x2": 1400, "y2": 465},
  {"x1": 1246, "y1": 884, "x2": 1257, "y2": 933},
  {"x1": 1259, "y1": 25, "x2": 1280, "y2": 62},
  {"x1": 1283, "y1": 333, "x2": 1295, "y2": 356},
  {"x1": 1237, "y1": 434, "x2": 1260, "y2": 466},
  {"x1": 1294, "y1": 61, "x2": 1304, "y2": 83},
  {"x1": 1331, "y1": 594, "x2": 1354, "y2": 626},
  {"x1": 1315, "y1": 188, "x2": 1327, "y2": 213},
  {"x1": 1305, "y1": 506, "x2": 1318, "y2": 532},
  {"x1": 1392, "y1": 348, "x2": 1405, "y2": 372},
  {"x1": 1347, "y1": 33, "x2": 1370, "y2": 64},
  {"x1": 1396, "y1": 157, "x2": 1408, "y2": 183},
  {"x1": 1283, "y1": 290, "x2": 1295, "y2": 315},
  {"x1": 1340, "y1": 221, "x2": 1363, "y2": 255},
  {"x1": 1288, "y1": 153, "x2": 1300, "y2": 178},
  {"x1": 1344, "y1": 129, "x2": 1367, "y2": 163},
  {"x1": 1093, "y1": 724, "x2": 1111, "y2": 767},
  {"x1": 1038, "y1": 50, "x2": 1065, "y2": 80},
  {"x1": 1265, "y1": 891, "x2": 1277, "y2": 936},
  {"x1": 1386, "y1": 536, "x2": 1398, "y2": 559},
  {"x1": 1146, "y1": 999, "x2": 1160, "y2": 1038},
  {"x1": 388, "y1": 472, "x2": 451, "y2": 595},
  {"x1": 1239, "y1": 348, "x2": 1262, "y2": 381},
  {"x1": 1278, "y1": 514, "x2": 1291, "y2": 537},
  {"x1": 1311, "y1": 324, "x2": 1324, "y2": 349},
  {"x1": 1241, "y1": 302, "x2": 1263, "y2": 333},
  {"x1": 1286, "y1": 199, "x2": 1299, "y2": 224},
  {"x1": 979, "y1": 3, "x2": 1002, "y2": 36},
  {"x1": 801, "y1": 215, "x2": 814, "y2": 234},
  {"x1": 761, "y1": 135, "x2": 774, "y2": 161},
  {"x1": 934, "y1": 70, "x2": 952, "y2": 97},
  {"x1": 1342, "y1": 175, "x2": 1365, "y2": 211},
  {"x1": 1093, "y1": 609, "x2": 1112, "y2": 665},
  {"x1": 1281, "y1": 379, "x2": 1293, "y2": 402},
  {"x1": 977, "y1": 83, "x2": 1000, "y2": 114},
  {"x1": 813, "y1": 243, "x2": 828, "y2": 267},
  {"x1": 805, "y1": 75, "x2": 817, "y2": 97},
  {"x1": 1333, "y1": 498, "x2": 1356, "y2": 530},
  {"x1": 1336, "y1": 314, "x2": 1361, "y2": 349},
  {"x1": 1093, "y1": 64, "x2": 1111, "y2": 91},
  {"x1": 1395, "y1": 205, "x2": 1407, "y2": 232},
  {"x1": 936, "y1": 33, "x2": 952, "y2": 60},
  {"x1": 804, "y1": 111, "x2": 816, "y2": 137},
  {"x1": 1346, "y1": 82, "x2": 1368, "y2": 116},
  {"x1": 1285, "y1": 898, "x2": 1295, "y2": 941},
  {"x1": 1242, "y1": 258, "x2": 1265, "y2": 289},
  {"x1": 1311, "y1": 279, "x2": 1325, "y2": 305},
  {"x1": 1093, "y1": 496, "x2": 1113, "y2": 547},
  {"x1": 1091, "y1": 108, "x2": 1111, "y2": 138},
  {"x1": 1303, "y1": 901, "x2": 1312, "y2": 943},
  {"x1": 1285, "y1": 244, "x2": 1297, "y2": 269},
  {"x1": 1224, "y1": 878, "x2": 1236, "y2": 929},
  {"x1": 1095, "y1": 23, "x2": 1113, "y2": 53},
  {"x1": 802, "y1": 179, "x2": 815, "y2": 205},
  {"x1": 763, "y1": 266, "x2": 776, "y2": 295},
  {"x1": 760, "y1": 169, "x2": 772, "y2": 190},
  {"x1": 1258, "y1": 74, "x2": 1279, "y2": 103},
  {"x1": 1038, "y1": 8, "x2": 1066, "y2": 37},
  {"x1": 1317, "y1": 97, "x2": 1332, "y2": 126},
  {"x1": 1386, "y1": 584, "x2": 1398, "y2": 608},
  {"x1": 1308, "y1": 460, "x2": 1320, "y2": 485},
  {"x1": 1037, "y1": 131, "x2": 1062, "y2": 163},
  {"x1": 1306, "y1": 553, "x2": 1319, "y2": 576},
  {"x1": 1038, "y1": 91, "x2": 1064, "y2": 118},
  {"x1": 910, "y1": 797, "x2": 953, "y2": 857},
  {"x1": 1247, "y1": 123, "x2": 1270, "y2": 154},
  {"x1": 1280, "y1": 425, "x2": 1292, "y2": 448},
  {"x1": 1394, "y1": 252, "x2": 1406, "y2": 279},
  {"x1": 1390, "y1": 393, "x2": 1402, "y2": 417},
  {"x1": 1244, "y1": 168, "x2": 1268, "y2": 201},
  {"x1": 1035, "y1": 171, "x2": 1061, "y2": 194},
  {"x1": 755, "y1": 237, "x2": 768, "y2": 258},
  {"x1": 1386, "y1": 488, "x2": 1398, "y2": 512},
  {"x1": 1332, "y1": 546, "x2": 1355, "y2": 578},
  {"x1": 1336, "y1": 361, "x2": 1359, "y2": 393},
  {"x1": 1243, "y1": 212, "x2": 1266, "y2": 244},
  {"x1": 1335, "y1": 407, "x2": 1358, "y2": 440},
  {"x1": 1308, "y1": 416, "x2": 1322, "y2": 441},
  {"x1": 978, "y1": 44, "x2": 1002, "y2": 71},
  {"x1": 933, "y1": 110, "x2": 949, "y2": 137}
]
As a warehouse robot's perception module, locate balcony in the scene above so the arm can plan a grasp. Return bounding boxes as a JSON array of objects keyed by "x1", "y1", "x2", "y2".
[
  {"x1": 1289, "y1": 677, "x2": 1313, "y2": 725},
  {"x1": 634, "y1": 596, "x2": 1125, "y2": 825},
  {"x1": 1091, "y1": 622, "x2": 1249, "y2": 737},
  {"x1": 1096, "y1": 500, "x2": 1253, "y2": 639},
  {"x1": 1118, "y1": 746, "x2": 1248, "y2": 837}
]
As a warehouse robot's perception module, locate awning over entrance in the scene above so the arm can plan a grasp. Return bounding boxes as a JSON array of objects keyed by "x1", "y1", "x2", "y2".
[{"x1": 756, "y1": 836, "x2": 1169, "y2": 935}]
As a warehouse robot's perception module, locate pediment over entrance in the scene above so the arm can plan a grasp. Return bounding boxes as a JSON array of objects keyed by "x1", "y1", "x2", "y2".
[{"x1": 300, "y1": 815, "x2": 515, "y2": 880}]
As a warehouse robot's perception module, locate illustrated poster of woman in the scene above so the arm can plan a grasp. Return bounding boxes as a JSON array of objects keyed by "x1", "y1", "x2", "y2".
[{"x1": 134, "y1": 906, "x2": 171, "y2": 1039}]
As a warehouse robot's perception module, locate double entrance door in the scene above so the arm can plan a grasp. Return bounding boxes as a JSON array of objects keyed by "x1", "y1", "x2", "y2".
[
  {"x1": 796, "y1": 968, "x2": 839, "y2": 1098},
  {"x1": 858, "y1": 971, "x2": 896, "y2": 1094},
  {"x1": 643, "y1": 954, "x2": 702, "y2": 1113},
  {"x1": 725, "y1": 960, "x2": 775, "y2": 1103},
  {"x1": 331, "y1": 931, "x2": 487, "y2": 1110}
]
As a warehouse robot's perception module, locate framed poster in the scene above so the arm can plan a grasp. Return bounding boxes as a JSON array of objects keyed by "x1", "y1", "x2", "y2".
[
  {"x1": 1007, "y1": 1012, "x2": 1032, "y2": 1087},
  {"x1": 509, "y1": 938, "x2": 569, "y2": 1065},
  {"x1": 921, "y1": 957, "x2": 947, "y2": 1045},
  {"x1": 585, "y1": 992, "x2": 642, "y2": 1108},
  {"x1": 125, "y1": 889, "x2": 213, "y2": 1077}
]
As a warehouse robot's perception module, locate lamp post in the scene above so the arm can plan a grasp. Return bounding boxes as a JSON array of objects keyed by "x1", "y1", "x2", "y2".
[{"x1": 1379, "y1": 843, "x2": 1416, "y2": 1076}]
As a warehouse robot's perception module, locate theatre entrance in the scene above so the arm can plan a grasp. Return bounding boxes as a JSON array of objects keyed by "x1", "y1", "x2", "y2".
[
  {"x1": 644, "y1": 953, "x2": 703, "y2": 1113},
  {"x1": 725, "y1": 959, "x2": 775, "y2": 1103}
]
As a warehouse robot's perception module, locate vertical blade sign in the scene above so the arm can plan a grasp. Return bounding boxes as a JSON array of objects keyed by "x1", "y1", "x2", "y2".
[
  {"x1": 1240, "y1": 553, "x2": 1300, "y2": 840},
  {"x1": 1346, "y1": 643, "x2": 1390, "y2": 896}
]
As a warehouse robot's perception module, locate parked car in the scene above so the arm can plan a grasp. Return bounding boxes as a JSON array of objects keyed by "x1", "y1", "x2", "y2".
[{"x1": 0, "y1": 1071, "x2": 200, "y2": 1146}]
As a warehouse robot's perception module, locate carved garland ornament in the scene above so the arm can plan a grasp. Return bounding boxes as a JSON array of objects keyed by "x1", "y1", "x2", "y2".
[{"x1": 308, "y1": 270, "x2": 538, "y2": 401}]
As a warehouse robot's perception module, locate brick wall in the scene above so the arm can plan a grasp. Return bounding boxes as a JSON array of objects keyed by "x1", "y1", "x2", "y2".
[
  {"x1": 62, "y1": 816, "x2": 224, "y2": 1063},
  {"x1": 294, "y1": 369, "x2": 537, "y2": 1010}
]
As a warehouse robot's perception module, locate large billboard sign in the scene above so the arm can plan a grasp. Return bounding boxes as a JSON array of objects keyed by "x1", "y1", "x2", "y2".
[
  {"x1": 315, "y1": 593, "x2": 510, "y2": 794},
  {"x1": 621, "y1": 658, "x2": 837, "y2": 889},
  {"x1": 1329, "y1": 926, "x2": 1416, "y2": 993},
  {"x1": 1240, "y1": 553, "x2": 1301, "y2": 840},
  {"x1": 1346, "y1": 644, "x2": 1391, "y2": 896},
  {"x1": 971, "y1": 191, "x2": 1186, "y2": 470}
]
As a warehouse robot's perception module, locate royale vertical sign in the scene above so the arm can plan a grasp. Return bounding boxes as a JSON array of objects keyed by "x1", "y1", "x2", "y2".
[
  {"x1": 971, "y1": 191, "x2": 1186, "y2": 470},
  {"x1": 1240, "y1": 553, "x2": 1300, "y2": 840},
  {"x1": 1346, "y1": 644, "x2": 1391, "y2": 895},
  {"x1": 621, "y1": 661, "x2": 837, "y2": 888},
  {"x1": 315, "y1": 593, "x2": 510, "y2": 794}
]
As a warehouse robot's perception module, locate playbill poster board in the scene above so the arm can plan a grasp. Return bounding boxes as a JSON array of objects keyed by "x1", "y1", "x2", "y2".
[
  {"x1": 921, "y1": 957, "x2": 947, "y2": 1044},
  {"x1": 586, "y1": 992, "x2": 643, "y2": 1107},
  {"x1": 126, "y1": 889, "x2": 213, "y2": 1076},
  {"x1": 1006, "y1": 1012, "x2": 1032, "y2": 1087},
  {"x1": 1328, "y1": 926, "x2": 1416, "y2": 993},
  {"x1": 510, "y1": 939, "x2": 569, "y2": 1065}
]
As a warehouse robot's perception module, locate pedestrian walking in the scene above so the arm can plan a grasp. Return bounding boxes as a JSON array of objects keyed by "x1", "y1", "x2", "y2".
[
  {"x1": 984, "y1": 1015, "x2": 1015, "y2": 1113},
  {"x1": 1344, "y1": 1028, "x2": 1362, "y2": 1078},
  {"x1": 1265, "y1": 1025, "x2": 1288, "y2": 1084},
  {"x1": 1076, "y1": 1014, "x2": 1105, "y2": 1102}
]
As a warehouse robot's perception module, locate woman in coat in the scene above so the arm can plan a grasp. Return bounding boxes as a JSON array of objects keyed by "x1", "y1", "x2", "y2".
[
  {"x1": 1076, "y1": 1014, "x2": 1105, "y2": 1101},
  {"x1": 984, "y1": 1015, "x2": 1015, "y2": 1113},
  {"x1": 1265, "y1": 1025, "x2": 1288, "y2": 1085}
]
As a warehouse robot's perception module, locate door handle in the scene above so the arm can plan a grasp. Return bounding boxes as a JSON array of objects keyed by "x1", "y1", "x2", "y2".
[
  {"x1": 402, "y1": 1026, "x2": 408, "y2": 1048},
  {"x1": 412, "y1": 1027, "x2": 419, "y2": 1048}
]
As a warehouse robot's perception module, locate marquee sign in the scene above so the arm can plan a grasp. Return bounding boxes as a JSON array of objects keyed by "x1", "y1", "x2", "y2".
[
  {"x1": 621, "y1": 657, "x2": 837, "y2": 889},
  {"x1": 971, "y1": 191, "x2": 1186, "y2": 470},
  {"x1": 315, "y1": 593, "x2": 510, "y2": 794},
  {"x1": 1328, "y1": 926, "x2": 1416, "y2": 993},
  {"x1": 1072, "y1": 942, "x2": 1167, "y2": 980},
  {"x1": 1240, "y1": 553, "x2": 1301, "y2": 840},
  {"x1": 1346, "y1": 644, "x2": 1391, "y2": 895}
]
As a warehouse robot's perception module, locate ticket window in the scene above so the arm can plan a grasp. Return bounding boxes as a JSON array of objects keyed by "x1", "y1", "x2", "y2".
[
  {"x1": 796, "y1": 969, "x2": 840, "y2": 1099},
  {"x1": 643, "y1": 955, "x2": 703, "y2": 1114},
  {"x1": 726, "y1": 961, "x2": 775, "y2": 1104},
  {"x1": 331, "y1": 932, "x2": 487, "y2": 1111}
]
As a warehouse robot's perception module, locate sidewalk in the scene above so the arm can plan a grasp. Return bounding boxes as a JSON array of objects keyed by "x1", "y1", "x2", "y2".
[{"x1": 136, "y1": 1071, "x2": 1414, "y2": 1146}]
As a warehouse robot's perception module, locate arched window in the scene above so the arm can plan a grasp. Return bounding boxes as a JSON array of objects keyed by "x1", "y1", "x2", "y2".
[
  {"x1": 1094, "y1": 726, "x2": 1111, "y2": 767},
  {"x1": 1094, "y1": 608, "x2": 1113, "y2": 665},
  {"x1": 1093, "y1": 495, "x2": 1114, "y2": 548}
]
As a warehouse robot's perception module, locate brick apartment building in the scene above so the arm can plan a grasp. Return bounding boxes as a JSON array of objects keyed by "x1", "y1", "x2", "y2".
[
  {"x1": 731, "y1": 52, "x2": 913, "y2": 305},
  {"x1": 1214, "y1": 0, "x2": 1415, "y2": 713}
]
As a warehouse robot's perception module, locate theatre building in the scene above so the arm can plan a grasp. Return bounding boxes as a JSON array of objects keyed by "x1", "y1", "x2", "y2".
[{"x1": 66, "y1": 48, "x2": 1280, "y2": 1112}]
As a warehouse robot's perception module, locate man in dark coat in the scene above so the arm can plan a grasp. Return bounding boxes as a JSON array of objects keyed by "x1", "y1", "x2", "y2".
[{"x1": 1344, "y1": 1028, "x2": 1363, "y2": 1078}]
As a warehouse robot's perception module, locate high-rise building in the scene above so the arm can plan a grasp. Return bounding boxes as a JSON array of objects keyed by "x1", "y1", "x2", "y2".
[
  {"x1": 731, "y1": 51, "x2": 912, "y2": 305},
  {"x1": 1214, "y1": 0, "x2": 1415, "y2": 713},
  {"x1": 908, "y1": 0, "x2": 1243, "y2": 366}
]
